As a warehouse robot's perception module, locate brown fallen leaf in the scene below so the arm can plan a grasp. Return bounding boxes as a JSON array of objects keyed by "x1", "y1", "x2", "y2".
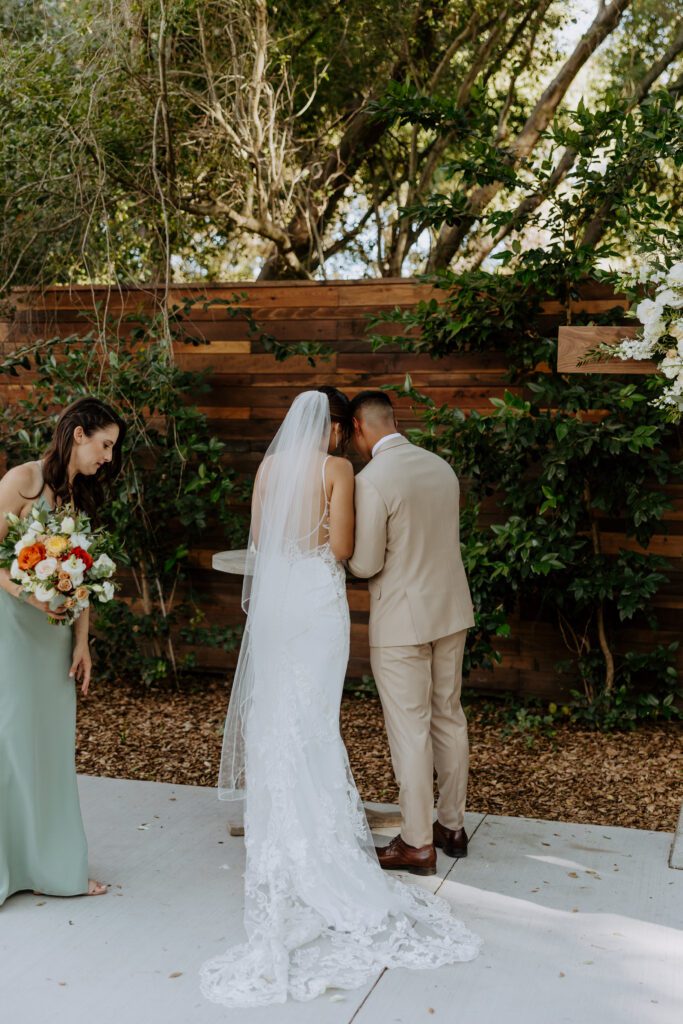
[{"x1": 169, "y1": 971, "x2": 183, "y2": 979}]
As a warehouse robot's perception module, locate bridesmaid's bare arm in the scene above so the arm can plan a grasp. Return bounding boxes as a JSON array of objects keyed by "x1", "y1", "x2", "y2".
[
  {"x1": 0, "y1": 465, "x2": 37, "y2": 598},
  {"x1": 71, "y1": 606, "x2": 92, "y2": 694}
]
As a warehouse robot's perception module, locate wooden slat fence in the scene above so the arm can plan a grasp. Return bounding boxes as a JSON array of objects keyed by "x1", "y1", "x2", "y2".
[{"x1": 1, "y1": 280, "x2": 681, "y2": 698}]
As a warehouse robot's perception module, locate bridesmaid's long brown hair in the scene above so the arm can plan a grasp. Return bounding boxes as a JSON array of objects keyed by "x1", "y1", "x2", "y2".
[{"x1": 36, "y1": 397, "x2": 126, "y2": 521}]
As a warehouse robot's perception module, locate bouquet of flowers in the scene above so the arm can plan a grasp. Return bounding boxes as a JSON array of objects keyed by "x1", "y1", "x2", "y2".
[
  {"x1": 0, "y1": 502, "x2": 117, "y2": 625},
  {"x1": 585, "y1": 256, "x2": 683, "y2": 421}
]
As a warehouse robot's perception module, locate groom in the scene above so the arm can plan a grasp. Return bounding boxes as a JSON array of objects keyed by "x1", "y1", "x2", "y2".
[{"x1": 348, "y1": 391, "x2": 475, "y2": 876}]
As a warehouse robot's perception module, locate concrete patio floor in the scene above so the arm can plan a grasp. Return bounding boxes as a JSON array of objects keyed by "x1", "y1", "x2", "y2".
[{"x1": 1, "y1": 775, "x2": 681, "y2": 1024}]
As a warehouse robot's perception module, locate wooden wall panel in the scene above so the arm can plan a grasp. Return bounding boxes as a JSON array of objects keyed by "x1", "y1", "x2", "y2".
[{"x1": 1, "y1": 279, "x2": 680, "y2": 698}]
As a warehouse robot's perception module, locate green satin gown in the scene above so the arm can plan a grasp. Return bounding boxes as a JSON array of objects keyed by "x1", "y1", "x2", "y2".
[{"x1": 0, "y1": 506, "x2": 88, "y2": 904}]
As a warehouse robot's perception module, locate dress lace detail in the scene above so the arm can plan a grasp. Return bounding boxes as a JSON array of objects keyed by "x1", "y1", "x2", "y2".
[{"x1": 200, "y1": 455, "x2": 481, "y2": 1008}]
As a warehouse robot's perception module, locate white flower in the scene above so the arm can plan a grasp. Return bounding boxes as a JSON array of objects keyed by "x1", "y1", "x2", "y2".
[
  {"x1": 666, "y1": 262, "x2": 683, "y2": 288},
  {"x1": 34, "y1": 583, "x2": 57, "y2": 603},
  {"x1": 61, "y1": 516, "x2": 76, "y2": 534},
  {"x1": 69, "y1": 532, "x2": 92, "y2": 551},
  {"x1": 98, "y1": 580, "x2": 115, "y2": 602},
  {"x1": 31, "y1": 506, "x2": 43, "y2": 522},
  {"x1": 643, "y1": 318, "x2": 666, "y2": 345},
  {"x1": 14, "y1": 534, "x2": 34, "y2": 555},
  {"x1": 91, "y1": 553, "x2": 116, "y2": 578},
  {"x1": 34, "y1": 557, "x2": 59, "y2": 581},
  {"x1": 27, "y1": 522, "x2": 44, "y2": 539},
  {"x1": 60, "y1": 554, "x2": 86, "y2": 577},
  {"x1": 10, "y1": 558, "x2": 27, "y2": 582},
  {"x1": 617, "y1": 337, "x2": 656, "y2": 361},
  {"x1": 670, "y1": 320, "x2": 683, "y2": 343},
  {"x1": 655, "y1": 286, "x2": 683, "y2": 310},
  {"x1": 635, "y1": 297, "x2": 660, "y2": 326},
  {"x1": 660, "y1": 353, "x2": 683, "y2": 380}
]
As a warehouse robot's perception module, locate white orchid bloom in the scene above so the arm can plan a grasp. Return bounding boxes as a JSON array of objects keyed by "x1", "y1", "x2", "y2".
[
  {"x1": 91, "y1": 553, "x2": 116, "y2": 578},
  {"x1": 60, "y1": 554, "x2": 87, "y2": 578},
  {"x1": 69, "y1": 532, "x2": 92, "y2": 551}
]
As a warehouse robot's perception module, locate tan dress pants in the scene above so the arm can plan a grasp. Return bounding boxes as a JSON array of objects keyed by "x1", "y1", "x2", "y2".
[{"x1": 370, "y1": 628, "x2": 469, "y2": 849}]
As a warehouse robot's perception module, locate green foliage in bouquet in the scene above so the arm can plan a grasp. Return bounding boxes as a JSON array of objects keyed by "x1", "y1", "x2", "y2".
[
  {"x1": 0, "y1": 296, "x2": 256, "y2": 685},
  {"x1": 371, "y1": 258, "x2": 683, "y2": 731}
]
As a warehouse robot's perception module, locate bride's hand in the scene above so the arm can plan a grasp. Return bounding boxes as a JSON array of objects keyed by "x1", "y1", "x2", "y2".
[
  {"x1": 26, "y1": 594, "x2": 68, "y2": 620},
  {"x1": 70, "y1": 643, "x2": 92, "y2": 695}
]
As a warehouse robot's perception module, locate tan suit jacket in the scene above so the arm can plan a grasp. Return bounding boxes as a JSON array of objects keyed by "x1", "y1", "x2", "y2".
[{"x1": 348, "y1": 437, "x2": 475, "y2": 647}]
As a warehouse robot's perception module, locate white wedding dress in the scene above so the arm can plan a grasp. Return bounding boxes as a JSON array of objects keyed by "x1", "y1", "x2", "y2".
[{"x1": 200, "y1": 392, "x2": 481, "y2": 1008}]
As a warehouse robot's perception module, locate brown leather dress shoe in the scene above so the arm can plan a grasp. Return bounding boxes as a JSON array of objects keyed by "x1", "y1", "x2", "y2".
[
  {"x1": 433, "y1": 820, "x2": 468, "y2": 858},
  {"x1": 375, "y1": 834, "x2": 437, "y2": 876}
]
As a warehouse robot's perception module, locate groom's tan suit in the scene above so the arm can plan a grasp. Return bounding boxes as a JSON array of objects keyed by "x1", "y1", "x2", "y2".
[{"x1": 348, "y1": 436, "x2": 475, "y2": 848}]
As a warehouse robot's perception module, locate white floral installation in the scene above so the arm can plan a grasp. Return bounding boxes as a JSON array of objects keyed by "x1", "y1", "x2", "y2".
[{"x1": 584, "y1": 257, "x2": 683, "y2": 422}]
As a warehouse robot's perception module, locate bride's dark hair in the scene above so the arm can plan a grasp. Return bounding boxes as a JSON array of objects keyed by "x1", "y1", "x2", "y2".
[
  {"x1": 317, "y1": 386, "x2": 351, "y2": 451},
  {"x1": 35, "y1": 396, "x2": 127, "y2": 521}
]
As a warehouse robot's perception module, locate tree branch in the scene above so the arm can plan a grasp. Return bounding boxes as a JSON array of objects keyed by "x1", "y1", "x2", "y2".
[
  {"x1": 428, "y1": 0, "x2": 632, "y2": 271},
  {"x1": 467, "y1": 22, "x2": 683, "y2": 268},
  {"x1": 579, "y1": 23, "x2": 683, "y2": 248}
]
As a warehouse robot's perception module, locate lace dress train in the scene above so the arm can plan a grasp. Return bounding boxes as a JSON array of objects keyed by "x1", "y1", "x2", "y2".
[{"x1": 200, "y1": 543, "x2": 481, "y2": 1007}]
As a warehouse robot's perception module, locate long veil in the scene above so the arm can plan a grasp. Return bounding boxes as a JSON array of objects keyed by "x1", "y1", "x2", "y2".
[{"x1": 218, "y1": 390, "x2": 331, "y2": 800}]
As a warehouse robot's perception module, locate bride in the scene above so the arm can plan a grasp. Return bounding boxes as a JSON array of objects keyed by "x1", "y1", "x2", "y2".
[{"x1": 200, "y1": 388, "x2": 481, "y2": 1007}]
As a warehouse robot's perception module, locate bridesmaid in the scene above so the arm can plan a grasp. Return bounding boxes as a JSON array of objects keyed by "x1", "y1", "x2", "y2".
[{"x1": 0, "y1": 396, "x2": 126, "y2": 905}]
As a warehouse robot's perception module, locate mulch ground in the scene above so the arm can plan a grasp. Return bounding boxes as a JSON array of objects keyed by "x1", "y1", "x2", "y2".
[{"x1": 75, "y1": 679, "x2": 683, "y2": 833}]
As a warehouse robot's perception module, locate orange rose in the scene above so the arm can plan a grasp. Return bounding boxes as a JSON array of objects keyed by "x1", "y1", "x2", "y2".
[{"x1": 18, "y1": 543, "x2": 46, "y2": 571}]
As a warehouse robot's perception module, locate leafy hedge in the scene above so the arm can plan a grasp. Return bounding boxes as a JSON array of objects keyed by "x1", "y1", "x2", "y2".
[{"x1": 371, "y1": 261, "x2": 683, "y2": 729}]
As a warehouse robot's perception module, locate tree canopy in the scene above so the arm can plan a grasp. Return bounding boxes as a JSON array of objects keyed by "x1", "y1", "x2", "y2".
[{"x1": 1, "y1": 0, "x2": 682, "y2": 290}]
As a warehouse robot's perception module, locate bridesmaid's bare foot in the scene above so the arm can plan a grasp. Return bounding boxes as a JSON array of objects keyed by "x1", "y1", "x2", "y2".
[{"x1": 32, "y1": 880, "x2": 108, "y2": 897}]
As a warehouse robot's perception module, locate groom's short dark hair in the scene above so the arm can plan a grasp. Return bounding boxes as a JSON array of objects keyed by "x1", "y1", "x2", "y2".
[{"x1": 349, "y1": 390, "x2": 395, "y2": 420}]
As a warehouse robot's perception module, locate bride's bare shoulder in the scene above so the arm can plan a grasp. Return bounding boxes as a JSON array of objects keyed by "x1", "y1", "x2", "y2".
[{"x1": 326, "y1": 456, "x2": 354, "y2": 479}]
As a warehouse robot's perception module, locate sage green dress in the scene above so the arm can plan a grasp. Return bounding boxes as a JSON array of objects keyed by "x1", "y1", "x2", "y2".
[{"x1": 0, "y1": 498, "x2": 88, "y2": 905}]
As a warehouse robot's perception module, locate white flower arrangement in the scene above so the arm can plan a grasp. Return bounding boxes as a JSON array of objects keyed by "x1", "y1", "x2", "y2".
[
  {"x1": 0, "y1": 503, "x2": 118, "y2": 625},
  {"x1": 610, "y1": 258, "x2": 683, "y2": 421}
]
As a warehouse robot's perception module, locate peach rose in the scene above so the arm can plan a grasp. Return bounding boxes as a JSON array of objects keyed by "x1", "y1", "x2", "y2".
[
  {"x1": 75, "y1": 586, "x2": 89, "y2": 603},
  {"x1": 18, "y1": 543, "x2": 46, "y2": 571},
  {"x1": 57, "y1": 575, "x2": 74, "y2": 593},
  {"x1": 63, "y1": 597, "x2": 75, "y2": 610}
]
